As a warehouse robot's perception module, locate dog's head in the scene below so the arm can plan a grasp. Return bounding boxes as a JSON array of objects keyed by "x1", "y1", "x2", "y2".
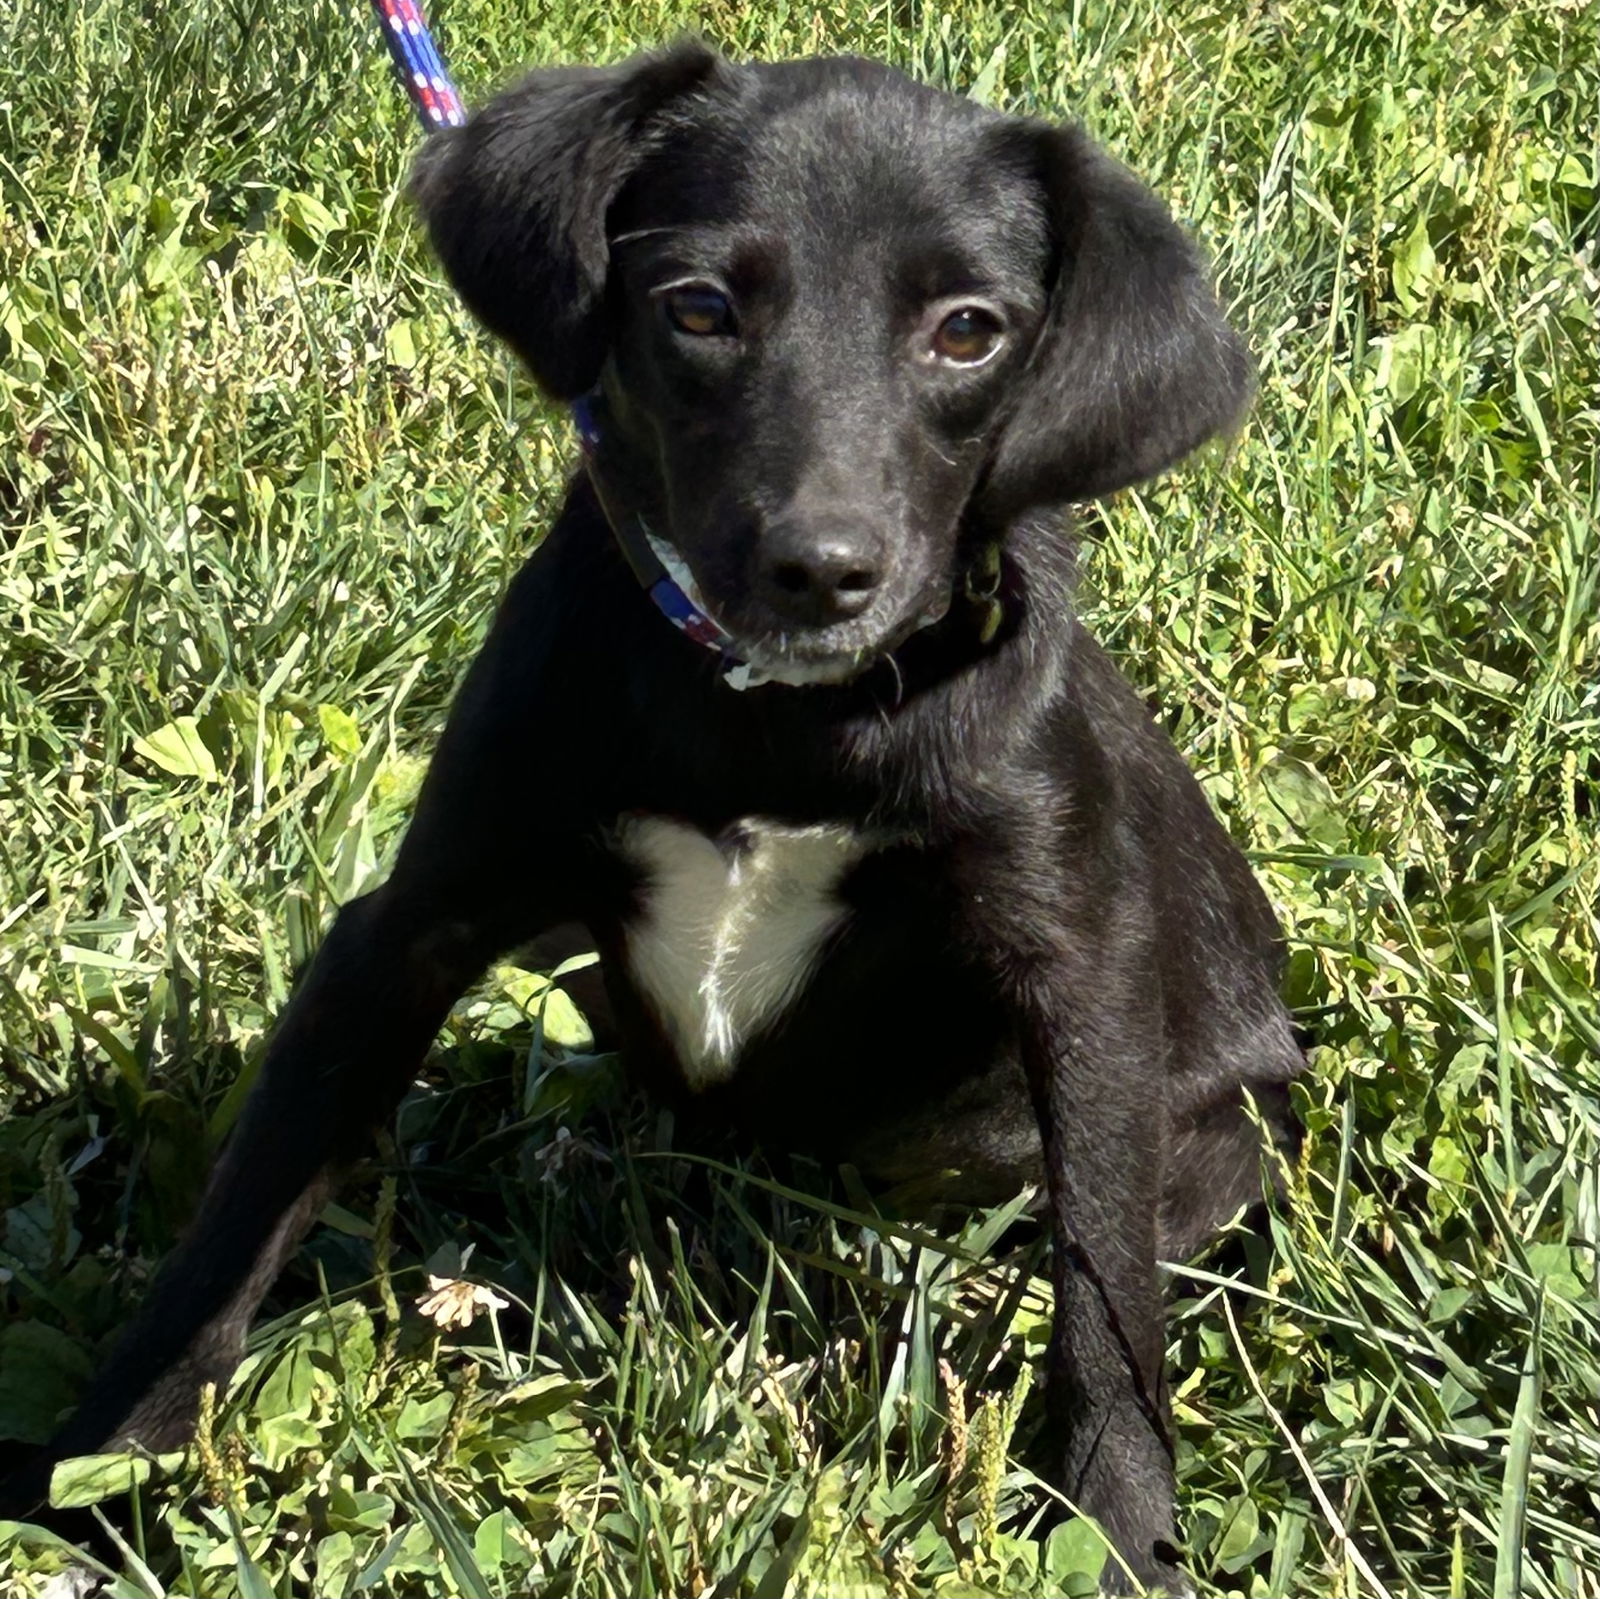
[{"x1": 413, "y1": 43, "x2": 1252, "y2": 686}]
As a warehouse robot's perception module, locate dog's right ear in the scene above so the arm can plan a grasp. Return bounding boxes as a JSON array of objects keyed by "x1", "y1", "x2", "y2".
[{"x1": 410, "y1": 41, "x2": 727, "y2": 399}]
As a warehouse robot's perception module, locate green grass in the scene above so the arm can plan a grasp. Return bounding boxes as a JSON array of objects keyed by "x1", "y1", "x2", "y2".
[{"x1": 1, "y1": 0, "x2": 1596, "y2": 1592}]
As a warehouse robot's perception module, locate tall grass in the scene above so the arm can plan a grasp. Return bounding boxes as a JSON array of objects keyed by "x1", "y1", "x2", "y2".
[{"x1": 1, "y1": 0, "x2": 1596, "y2": 1593}]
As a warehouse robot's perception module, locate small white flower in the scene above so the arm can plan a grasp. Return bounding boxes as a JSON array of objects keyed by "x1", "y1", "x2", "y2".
[{"x1": 415, "y1": 1275, "x2": 509, "y2": 1329}]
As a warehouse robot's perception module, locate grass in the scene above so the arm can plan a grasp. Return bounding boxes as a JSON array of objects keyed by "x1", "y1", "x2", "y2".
[{"x1": 0, "y1": 0, "x2": 1596, "y2": 1592}]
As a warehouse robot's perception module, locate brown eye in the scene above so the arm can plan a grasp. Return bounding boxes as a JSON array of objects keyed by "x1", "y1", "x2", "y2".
[
  {"x1": 932, "y1": 306, "x2": 1005, "y2": 365},
  {"x1": 663, "y1": 284, "x2": 736, "y2": 337}
]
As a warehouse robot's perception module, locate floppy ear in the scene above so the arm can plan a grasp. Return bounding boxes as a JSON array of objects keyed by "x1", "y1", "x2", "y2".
[
  {"x1": 983, "y1": 123, "x2": 1255, "y2": 516},
  {"x1": 409, "y1": 41, "x2": 728, "y2": 399}
]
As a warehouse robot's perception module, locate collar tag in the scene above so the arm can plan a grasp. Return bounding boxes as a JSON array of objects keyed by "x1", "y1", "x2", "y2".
[{"x1": 964, "y1": 541, "x2": 1004, "y2": 645}]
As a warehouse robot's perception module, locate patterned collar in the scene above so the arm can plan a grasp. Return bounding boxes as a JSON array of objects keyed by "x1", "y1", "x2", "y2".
[{"x1": 573, "y1": 396, "x2": 780, "y2": 689}]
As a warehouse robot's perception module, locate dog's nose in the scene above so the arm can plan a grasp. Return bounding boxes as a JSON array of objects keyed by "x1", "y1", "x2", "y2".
[{"x1": 757, "y1": 521, "x2": 884, "y2": 626}]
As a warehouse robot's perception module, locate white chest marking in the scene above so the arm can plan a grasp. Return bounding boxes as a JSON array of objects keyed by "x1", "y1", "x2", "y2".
[{"x1": 620, "y1": 815, "x2": 867, "y2": 1088}]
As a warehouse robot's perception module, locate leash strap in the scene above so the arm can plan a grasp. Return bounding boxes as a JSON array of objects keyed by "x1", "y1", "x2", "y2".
[
  {"x1": 366, "y1": 0, "x2": 763, "y2": 684},
  {"x1": 369, "y1": 0, "x2": 467, "y2": 128}
]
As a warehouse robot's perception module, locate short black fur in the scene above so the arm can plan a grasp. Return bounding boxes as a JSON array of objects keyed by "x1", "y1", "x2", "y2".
[{"x1": 2, "y1": 44, "x2": 1301, "y2": 1593}]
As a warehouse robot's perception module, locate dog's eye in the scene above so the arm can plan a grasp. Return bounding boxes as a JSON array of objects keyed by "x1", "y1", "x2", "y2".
[
  {"x1": 932, "y1": 307, "x2": 1005, "y2": 365},
  {"x1": 662, "y1": 285, "x2": 736, "y2": 338}
]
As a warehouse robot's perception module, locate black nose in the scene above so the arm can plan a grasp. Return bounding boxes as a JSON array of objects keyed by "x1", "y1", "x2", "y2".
[{"x1": 756, "y1": 519, "x2": 884, "y2": 626}]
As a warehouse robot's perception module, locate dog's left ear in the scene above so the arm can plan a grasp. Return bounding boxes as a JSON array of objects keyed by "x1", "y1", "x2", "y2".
[
  {"x1": 410, "y1": 41, "x2": 730, "y2": 399},
  {"x1": 981, "y1": 122, "x2": 1255, "y2": 518}
]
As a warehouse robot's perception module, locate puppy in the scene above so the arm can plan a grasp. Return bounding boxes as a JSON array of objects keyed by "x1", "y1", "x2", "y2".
[{"x1": 3, "y1": 43, "x2": 1302, "y2": 1593}]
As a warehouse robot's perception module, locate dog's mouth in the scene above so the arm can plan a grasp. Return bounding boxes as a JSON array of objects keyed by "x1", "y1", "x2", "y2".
[
  {"x1": 736, "y1": 598, "x2": 953, "y2": 687},
  {"x1": 733, "y1": 638, "x2": 890, "y2": 688},
  {"x1": 650, "y1": 532, "x2": 950, "y2": 689}
]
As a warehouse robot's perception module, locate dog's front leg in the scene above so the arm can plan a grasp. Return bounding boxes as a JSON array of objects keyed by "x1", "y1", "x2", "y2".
[
  {"x1": 966, "y1": 858, "x2": 1180, "y2": 1594},
  {"x1": 0, "y1": 879, "x2": 515, "y2": 1516},
  {"x1": 1018, "y1": 980, "x2": 1182, "y2": 1593},
  {"x1": 1, "y1": 560, "x2": 588, "y2": 1518},
  {"x1": 78, "y1": 889, "x2": 502, "y2": 1453}
]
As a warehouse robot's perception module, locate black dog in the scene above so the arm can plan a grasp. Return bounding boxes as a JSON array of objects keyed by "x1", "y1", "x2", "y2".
[{"x1": 4, "y1": 43, "x2": 1302, "y2": 1592}]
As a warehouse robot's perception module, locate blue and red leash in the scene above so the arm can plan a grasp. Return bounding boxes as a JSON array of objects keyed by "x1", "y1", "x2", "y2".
[
  {"x1": 365, "y1": 0, "x2": 761, "y2": 683},
  {"x1": 368, "y1": 0, "x2": 466, "y2": 128}
]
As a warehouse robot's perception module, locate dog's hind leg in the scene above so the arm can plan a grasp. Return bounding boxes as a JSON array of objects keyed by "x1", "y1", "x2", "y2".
[{"x1": 1158, "y1": 1070, "x2": 1300, "y2": 1261}]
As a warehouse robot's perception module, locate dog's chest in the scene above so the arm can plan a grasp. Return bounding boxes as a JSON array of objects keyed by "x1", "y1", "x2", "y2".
[{"x1": 617, "y1": 815, "x2": 869, "y2": 1088}]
